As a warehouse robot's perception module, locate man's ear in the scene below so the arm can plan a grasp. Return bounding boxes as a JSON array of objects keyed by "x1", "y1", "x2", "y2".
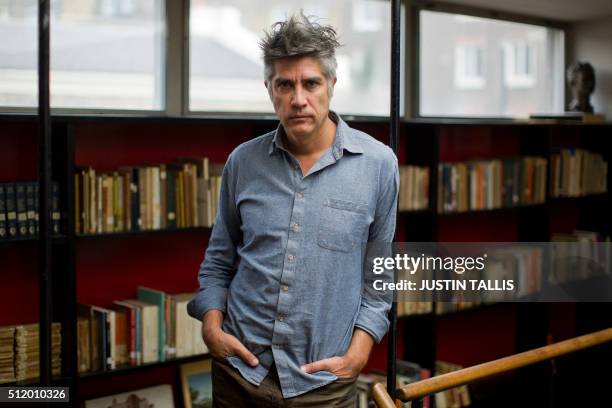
[{"x1": 332, "y1": 77, "x2": 337, "y2": 86}]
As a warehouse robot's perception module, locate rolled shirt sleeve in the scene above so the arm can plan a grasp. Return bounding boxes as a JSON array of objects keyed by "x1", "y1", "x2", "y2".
[
  {"x1": 354, "y1": 147, "x2": 399, "y2": 343},
  {"x1": 187, "y1": 154, "x2": 242, "y2": 320}
]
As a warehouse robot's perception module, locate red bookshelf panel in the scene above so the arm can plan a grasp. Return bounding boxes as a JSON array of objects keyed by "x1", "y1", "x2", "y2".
[
  {"x1": 76, "y1": 231, "x2": 210, "y2": 307},
  {"x1": 439, "y1": 126, "x2": 520, "y2": 163},
  {"x1": 548, "y1": 202, "x2": 580, "y2": 235},
  {"x1": 73, "y1": 122, "x2": 260, "y2": 170},
  {"x1": 0, "y1": 245, "x2": 39, "y2": 325},
  {"x1": 0, "y1": 122, "x2": 38, "y2": 182},
  {"x1": 438, "y1": 211, "x2": 519, "y2": 242},
  {"x1": 364, "y1": 328, "x2": 404, "y2": 374},
  {"x1": 436, "y1": 303, "x2": 516, "y2": 367}
]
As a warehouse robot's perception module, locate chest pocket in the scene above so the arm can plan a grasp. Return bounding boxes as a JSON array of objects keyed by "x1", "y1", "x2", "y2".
[{"x1": 317, "y1": 197, "x2": 368, "y2": 252}]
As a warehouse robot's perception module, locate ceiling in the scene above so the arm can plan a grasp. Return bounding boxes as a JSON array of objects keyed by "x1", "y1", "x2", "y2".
[{"x1": 436, "y1": 0, "x2": 612, "y2": 22}]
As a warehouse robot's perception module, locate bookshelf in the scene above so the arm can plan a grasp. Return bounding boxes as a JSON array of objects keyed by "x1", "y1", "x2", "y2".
[{"x1": 1, "y1": 113, "x2": 611, "y2": 406}]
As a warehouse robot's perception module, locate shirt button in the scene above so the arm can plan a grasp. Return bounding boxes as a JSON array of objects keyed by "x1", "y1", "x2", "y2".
[
  {"x1": 297, "y1": 192, "x2": 304, "y2": 199},
  {"x1": 287, "y1": 254, "x2": 295, "y2": 261},
  {"x1": 291, "y1": 223, "x2": 299, "y2": 231},
  {"x1": 278, "y1": 315, "x2": 285, "y2": 322},
  {"x1": 282, "y1": 285, "x2": 289, "y2": 292}
]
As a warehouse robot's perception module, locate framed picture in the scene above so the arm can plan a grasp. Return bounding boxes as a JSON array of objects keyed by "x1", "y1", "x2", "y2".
[
  {"x1": 84, "y1": 384, "x2": 174, "y2": 408},
  {"x1": 180, "y1": 359, "x2": 212, "y2": 408}
]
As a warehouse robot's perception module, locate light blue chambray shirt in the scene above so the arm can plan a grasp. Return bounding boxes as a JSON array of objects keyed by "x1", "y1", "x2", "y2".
[{"x1": 187, "y1": 111, "x2": 398, "y2": 398}]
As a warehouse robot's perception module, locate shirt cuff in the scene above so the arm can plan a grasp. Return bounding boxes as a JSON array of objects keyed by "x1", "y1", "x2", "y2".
[
  {"x1": 186, "y1": 287, "x2": 228, "y2": 320},
  {"x1": 354, "y1": 306, "x2": 390, "y2": 344}
]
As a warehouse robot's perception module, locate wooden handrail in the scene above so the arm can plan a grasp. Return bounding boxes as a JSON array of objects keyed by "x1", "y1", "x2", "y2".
[{"x1": 372, "y1": 327, "x2": 612, "y2": 405}]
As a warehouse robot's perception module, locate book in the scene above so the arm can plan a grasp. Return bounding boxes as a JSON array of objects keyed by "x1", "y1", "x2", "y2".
[
  {"x1": 0, "y1": 184, "x2": 6, "y2": 239},
  {"x1": 122, "y1": 299, "x2": 159, "y2": 364},
  {"x1": 137, "y1": 287, "x2": 166, "y2": 362},
  {"x1": 113, "y1": 300, "x2": 140, "y2": 366},
  {"x1": 77, "y1": 318, "x2": 91, "y2": 373},
  {"x1": 15, "y1": 183, "x2": 27, "y2": 237}
]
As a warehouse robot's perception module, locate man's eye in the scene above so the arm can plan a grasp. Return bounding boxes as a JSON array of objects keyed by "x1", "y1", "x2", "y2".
[
  {"x1": 277, "y1": 82, "x2": 291, "y2": 90},
  {"x1": 305, "y1": 81, "x2": 318, "y2": 88}
]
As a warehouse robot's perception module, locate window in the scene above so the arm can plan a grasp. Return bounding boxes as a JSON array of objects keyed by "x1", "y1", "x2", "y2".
[
  {"x1": 419, "y1": 10, "x2": 564, "y2": 117},
  {"x1": 454, "y1": 44, "x2": 485, "y2": 89},
  {"x1": 0, "y1": 0, "x2": 165, "y2": 110},
  {"x1": 189, "y1": 0, "x2": 392, "y2": 116},
  {"x1": 504, "y1": 41, "x2": 536, "y2": 88}
]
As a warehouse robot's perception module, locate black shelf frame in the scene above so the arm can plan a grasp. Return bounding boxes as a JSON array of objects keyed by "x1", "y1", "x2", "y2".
[{"x1": 78, "y1": 353, "x2": 210, "y2": 381}]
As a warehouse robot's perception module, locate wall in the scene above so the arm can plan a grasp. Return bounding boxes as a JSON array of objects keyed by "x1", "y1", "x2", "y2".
[{"x1": 567, "y1": 16, "x2": 612, "y2": 118}]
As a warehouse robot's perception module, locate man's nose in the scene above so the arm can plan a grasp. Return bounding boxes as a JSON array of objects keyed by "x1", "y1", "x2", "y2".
[{"x1": 291, "y1": 86, "x2": 307, "y2": 108}]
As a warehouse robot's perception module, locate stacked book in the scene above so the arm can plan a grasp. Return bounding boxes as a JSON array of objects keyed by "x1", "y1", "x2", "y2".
[
  {"x1": 77, "y1": 288, "x2": 207, "y2": 374},
  {"x1": 437, "y1": 157, "x2": 547, "y2": 213},
  {"x1": 434, "y1": 361, "x2": 471, "y2": 408},
  {"x1": 0, "y1": 182, "x2": 61, "y2": 240},
  {"x1": 0, "y1": 326, "x2": 15, "y2": 384},
  {"x1": 74, "y1": 159, "x2": 224, "y2": 235},
  {"x1": 399, "y1": 165, "x2": 430, "y2": 211},
  {"x1": 14, "y1": 323, "x2": 62, "y2": 381},
  {"x1": 550, "y1": 148, "x2": 608, "y2": 198}
]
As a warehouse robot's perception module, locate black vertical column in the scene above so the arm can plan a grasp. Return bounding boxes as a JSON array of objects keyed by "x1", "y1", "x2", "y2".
[
  {"x1": 38, "y1": 0, "x2": 52, "y2": 386},
  {"x1": 387, "y1": 0, "x2": 401, "y2": 401}
]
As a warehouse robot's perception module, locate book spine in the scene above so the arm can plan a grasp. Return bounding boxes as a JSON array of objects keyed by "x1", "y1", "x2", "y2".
[
  {"x1": 160, "y1": 165, "x2": 167, "y2": 229},
  {"x1": 52, "y1": 182, "x2": 60, "y2": 234},
  {"x1": 0, "y1": 184, "x2": 6, "y2": 240},
  {"x1": 25, "y1": 182, "x2": 36, "y2": 236},
  {"x1": 128, "y1": 308, "x2": 136, "y2": 366},
  {"x1": 15, "y1": 183, "x2": 28, "y2": 237},
  {"x1": 131, "y1": 168, "x2": 140, "y2": 231},
  {"x1": 135, "y1": 307, "x2": 142, "y2": 365},
  {"x1": 166, "y1": 169, "x2": 177, "y2": 229},
  {"x1": 34, "y1": 183, "x2": 40, "y2": 236}
]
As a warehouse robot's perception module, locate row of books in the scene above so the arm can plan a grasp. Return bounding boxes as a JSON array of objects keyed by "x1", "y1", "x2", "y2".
[
  {"x1": 0, "y1": 182, "x2": 61, "y2": 240},
  {"x1": 551, "y1": 230, "x2": 611, "y2": 284},
  {"x1": 437, "y1": 157, "x2": 548, "y2": 213},
  {"x1": 436, "y1": 245, "x2": 543, "y2": 312},
  {"x1": 434, "y1": 361, "x2": 471, "y2": 408},
  {"x1": 399, "y1": 165, "x2": 430, "y2": 211},
  {"x1": 550, "y1": 149, "x2": 608, "y2": 198},
  {"x1": 0, "y1": 323, "x2": 62, "y2": 384},
  {"x1": 77, "y1": 287, "x2": 207, "y2": 374},
  {"x1": 74, "y1": 159, "x2": 223, "y2": 235}
]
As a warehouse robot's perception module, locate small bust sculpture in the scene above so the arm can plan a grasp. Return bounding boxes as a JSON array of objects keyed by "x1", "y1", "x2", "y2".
[{"x1": 567, "y1": 61, "x2": 595, "y2": 113}]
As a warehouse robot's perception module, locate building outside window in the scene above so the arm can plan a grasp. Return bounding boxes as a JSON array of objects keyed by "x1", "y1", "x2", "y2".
[
  {"x1": 504, "y1": 41, "x2": 536, "y2": 88},
  {"x1": 454, "y1": 43, "x2": 485, "y2": 90},
  {"x1": 420, "y1": 10, "x2": 564, "y2": 117}
]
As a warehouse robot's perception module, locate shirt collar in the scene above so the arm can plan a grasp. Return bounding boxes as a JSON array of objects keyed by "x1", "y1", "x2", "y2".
[{"x1": 268, "y1": 110, "x2": 364, "y2": 156}]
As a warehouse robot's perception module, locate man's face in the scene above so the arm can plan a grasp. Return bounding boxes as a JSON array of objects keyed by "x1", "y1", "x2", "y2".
[{"x1": 267, "y1": 56, "x2": 335, "y2": 139}]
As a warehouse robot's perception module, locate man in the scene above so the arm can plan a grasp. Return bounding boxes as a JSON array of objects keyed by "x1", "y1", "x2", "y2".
[{"x1": 187, "y1": 12, "x2": 398, "y2": 407}]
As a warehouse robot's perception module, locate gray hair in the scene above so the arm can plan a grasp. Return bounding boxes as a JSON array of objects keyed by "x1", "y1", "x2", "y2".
[{"x1": 259, "y1": 12, "x2": 340, "y2": 96}]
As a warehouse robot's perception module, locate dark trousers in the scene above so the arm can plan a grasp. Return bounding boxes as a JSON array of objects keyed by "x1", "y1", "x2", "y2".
[{"x1": 211, "y1": 357, "x2": 358, "y2": 408}]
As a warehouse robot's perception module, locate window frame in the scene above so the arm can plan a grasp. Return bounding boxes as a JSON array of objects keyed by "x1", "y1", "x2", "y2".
[{"x1": 411, "y1": 0, "x2": 567, "y2": 119}]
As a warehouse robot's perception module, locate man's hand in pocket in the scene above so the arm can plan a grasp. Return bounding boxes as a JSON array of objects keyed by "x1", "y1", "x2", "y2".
[{"x1": 201, "y1": 309, "x2": 259, "y2": 367}]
